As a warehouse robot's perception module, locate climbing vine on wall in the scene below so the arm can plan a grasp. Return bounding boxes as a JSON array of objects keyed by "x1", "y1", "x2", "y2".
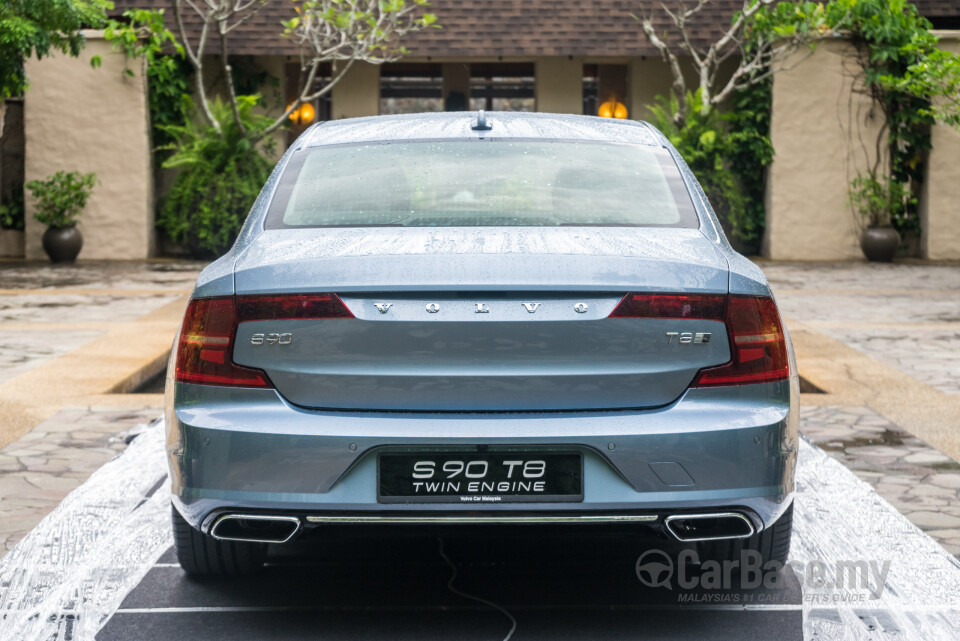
[
  {"x1": 94, "y1": 9, "x2": 192, "y2": 150},
  {"x1": 822, "y1": 0, "x2": 937, "y2": 238}
]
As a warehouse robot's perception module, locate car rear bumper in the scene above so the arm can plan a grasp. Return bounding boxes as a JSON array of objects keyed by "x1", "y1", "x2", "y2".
[{"x1": 167, "y1": 380, "x2": 797, "y2": 535}]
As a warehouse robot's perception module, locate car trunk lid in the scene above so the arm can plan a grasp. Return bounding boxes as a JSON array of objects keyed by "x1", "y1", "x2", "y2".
[{"x1": 232, "y1": 227, "x2": 731, "y2": 411}]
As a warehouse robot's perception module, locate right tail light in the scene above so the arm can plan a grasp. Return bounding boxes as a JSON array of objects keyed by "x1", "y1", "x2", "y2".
[{"x1": 693, "y1": 295, "x2": 789, "y2": 387}]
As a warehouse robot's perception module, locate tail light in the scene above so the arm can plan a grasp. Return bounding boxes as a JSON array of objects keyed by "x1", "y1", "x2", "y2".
[
  {"x1": 693, "y1": 295, "x2": 789, "y2": 387},
  {"x1": 609, "y1": 293, "x2": 726, "y2": 320},
  {"x1": 175, "y1": 293, "x2": 353, "y2": 388},
  {"x1": 609, "y1": 293, "x2": 789, "y2": 387}
]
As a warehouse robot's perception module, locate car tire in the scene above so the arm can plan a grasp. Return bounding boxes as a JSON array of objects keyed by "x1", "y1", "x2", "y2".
[
  {"x1": 171, "y1": 505, "x2": 267, "y2": 576},
  {"x1": 695, "y1": 502, "x2": 793, "y2": 567}
]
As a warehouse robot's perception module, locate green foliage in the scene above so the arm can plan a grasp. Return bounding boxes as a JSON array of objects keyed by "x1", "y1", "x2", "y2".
[
  {"x1": 97, "y1": 9, "x2": 192, "y2": 150},
  {"x1": 0, "y1": 187, "x2": 25, "y2": 231},
  {"x1": 892, "y1": 48, "x2": 960, "y2": 128},
  {"x1": 749, "y1": 1, "x2": 830, "y2": 44},
  {"x1": 726, "y1": 1, "x2": 840, "y2": 246},
  {"x1": 0, "y1": 0, "x2": 110, "y2": 99},
  {"x1": 849, "y1": 172, "x2": 916, "y2": 228},
  {"x1": 726, "y1": 81, "x2": 773, "y2": 247},
  {"x1": 822, "y1": 0, "x2": 938, "y2": 237},
  {"x1": 26, "y1": 170, "x2": 98, "y2": 228},
  {"x1": 282, "y1": 0, "x2": 439, "y2": 58},
  {"x1": 157, "y1": 95, "x2": 274, "y2": 258},
  {"x1": 649, "y1": 91, "x2": 745, "y2": 241}
]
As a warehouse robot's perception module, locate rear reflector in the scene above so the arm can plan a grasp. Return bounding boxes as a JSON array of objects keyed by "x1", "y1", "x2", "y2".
[
  {"x1": 693, "y1": 295, "x2": 789, "y2": 387},
  {"x1": 609, "y1": 293, "x2": 726, "y2": 320},
  {"x1": 175, "y1": 297, "x2": 271, "y2": 387},
  {"x1": 175, "y1": 293, "x2": 354, "y2": 388},
  {"x1": 236, "y1": 294, "x2": 354, "y2": 322}
]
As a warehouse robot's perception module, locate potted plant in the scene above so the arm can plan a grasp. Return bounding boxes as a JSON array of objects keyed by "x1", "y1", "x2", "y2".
[
  {"x1": 26, "y1": 171, "x2": 97, "y2": 263},
  {"x1": 848, "y1": 172, "x2": 911, "y2": 262},
  {"x1": 0, "y1": 188, "x2": 25, "y2": 258}
]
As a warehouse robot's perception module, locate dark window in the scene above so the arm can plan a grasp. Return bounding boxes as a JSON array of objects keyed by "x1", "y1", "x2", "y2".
[{"x1": 265, "y1": 139, "x2": 699, "y2": 229}]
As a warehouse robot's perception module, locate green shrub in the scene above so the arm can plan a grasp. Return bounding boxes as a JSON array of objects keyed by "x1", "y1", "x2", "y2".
[
  {"x1": 0, "y1": 187, "x2": 24, "y2": 230},
  {"x1": 726, "y1": 82, "x2": 773, "y2": 248},
  {"x1": 25, "y1": 170, "x2": 97, "y2": 228},
  {"x1": 157, "y1": 95, "x2": 274, "y2": 258},
  {"x1": 648, "y1": 90, "x2": 745, "y2": 242},
  {"x1": 848, "y1": 172, "x2": 916, "y2": 228}
]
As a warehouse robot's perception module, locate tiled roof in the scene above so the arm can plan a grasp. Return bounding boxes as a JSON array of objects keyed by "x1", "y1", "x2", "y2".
[
  {"x1": 916, "y1": 0, "x2": 960, "y2": 18},
  {"x1": 111, "y1": 0, "x2": 960, "y2": 58},
  {"x1": 109, "y1": 0, "x2": 751, "y2": 58}
]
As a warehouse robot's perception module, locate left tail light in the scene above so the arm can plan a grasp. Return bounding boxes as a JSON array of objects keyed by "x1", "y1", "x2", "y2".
[
  {"x1": 175, "y1": 297, "x2": 272, "y2": 387},
  {"x1": 175, "y1": 293, "x2": 354, "y2": 388}
]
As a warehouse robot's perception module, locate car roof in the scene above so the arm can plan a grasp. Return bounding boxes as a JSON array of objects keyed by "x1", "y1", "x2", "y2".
[{"x1": 300, "y1": 111, "x2": 664, "y2": 149}]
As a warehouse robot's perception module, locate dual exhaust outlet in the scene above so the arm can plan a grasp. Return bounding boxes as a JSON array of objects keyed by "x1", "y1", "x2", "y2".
[{"x1": 210, "y1": 511, "x2": 756, "y2": 544}]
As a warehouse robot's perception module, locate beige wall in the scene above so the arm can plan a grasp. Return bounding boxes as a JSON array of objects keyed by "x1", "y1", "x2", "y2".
[
  {"x1": 629, "y1": 57, "x2": 675, "y2": 122},
  {"x1": 331, "y1": 62, "x2": 380, "y2": 119},
  {"x1": 535, "y1": 58, "x2": 582, "y2": 114},
  {"x1": 24, "y1": 33, "x2": 153, "y2": 260},
  {"x1": 921, "y1": 35, "x2": 960, "y2": 260},
  {"x1": 764, "y1": 40, "x2": 886, "y2": 260}
]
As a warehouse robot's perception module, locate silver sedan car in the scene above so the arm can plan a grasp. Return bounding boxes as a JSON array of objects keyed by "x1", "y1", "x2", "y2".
[{"x1": 165, "y1": 111, "x2": 798, "y2": 575}]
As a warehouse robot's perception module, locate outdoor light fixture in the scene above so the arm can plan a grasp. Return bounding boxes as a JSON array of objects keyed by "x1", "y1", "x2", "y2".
[
  {"x1": 598, "y1": 100, "x2": 628, "y2": 119},
  {"x1": 287, "y1": 102, "x2": 316, "y2": 125}
]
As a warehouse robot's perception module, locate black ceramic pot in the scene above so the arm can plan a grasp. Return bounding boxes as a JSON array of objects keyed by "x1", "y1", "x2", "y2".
[
  {"x1": 41, "y1": 225, "x2": 83, "y2": 263},
  {"x1": 860, "y1": 226, "x2": 900, "y2": 262}
]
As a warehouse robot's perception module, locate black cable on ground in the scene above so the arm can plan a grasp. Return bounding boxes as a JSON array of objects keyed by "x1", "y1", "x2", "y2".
[{"x1": 437, "y1": 537, "x2": 517, "y2": 641}]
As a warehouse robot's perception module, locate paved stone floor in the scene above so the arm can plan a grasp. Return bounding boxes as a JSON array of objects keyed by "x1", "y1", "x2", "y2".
[
  {"x1": 800, "y1": 405, "x2": 960, "y2": 556},
  {"x1": 762, "y1": 261, "x2": 960, "y2": 557},
  {"x1": 0, "y1": 406, "x2": 161, "y2": 554},
  {"x1": 762, "y1": 261, "x2": 960, "y2": 394},
  {"x1": 0, "y1": 260, "x2": 202, "y2": 557},
  {"x1": 0, "y1": 261, "x2": 201, "y2": 384}
]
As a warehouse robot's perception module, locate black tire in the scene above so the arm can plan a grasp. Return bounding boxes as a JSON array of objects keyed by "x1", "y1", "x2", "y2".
[
  {"x1": 171, "y1": 505, "x2": 267, "y2": 576},
  {"x1": 695, "y1": 502, "x2": 793, "y2": 567}
]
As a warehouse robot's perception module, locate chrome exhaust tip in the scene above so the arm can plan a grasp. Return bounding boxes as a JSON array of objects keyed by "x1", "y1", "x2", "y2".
[
  {"x1": 210, "y1": 514, "x2": 302, "y2": 544},
  {"x1": 664, "y1": 512, "x2": 755, "y2": 542}
]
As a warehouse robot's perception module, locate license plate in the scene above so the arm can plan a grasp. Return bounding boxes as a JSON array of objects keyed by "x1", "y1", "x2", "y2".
[{"x1": 378, "y1": 452, "x2": 583, "y2": 504}]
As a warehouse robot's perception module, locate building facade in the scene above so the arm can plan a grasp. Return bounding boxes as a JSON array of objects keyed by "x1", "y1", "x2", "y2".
[{"x1": 3, "y1": 0, "x2": 960, "y2": 260}]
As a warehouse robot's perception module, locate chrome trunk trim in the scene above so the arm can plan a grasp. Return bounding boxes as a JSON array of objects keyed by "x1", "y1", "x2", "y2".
[{"x1": 305, "y1": 514, "x2": 658, "y2": 524}]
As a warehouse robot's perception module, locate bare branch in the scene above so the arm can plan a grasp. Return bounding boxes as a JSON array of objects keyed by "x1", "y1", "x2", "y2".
[
  {"x1": 637, "y1": 13, "x2": 688, "y2": 123},
  {"x1": 174, "y1": 0, "x2": 219, "y2": 132},
  {"x1": 174, "y1": 0, "x2": 435, "y2": 143},
  {"x1": 637, "y1": 0, "x2": 827, "y2": 123},
  {"x1": 217, "y1": 11, "x2": 246, "y2": 136}
]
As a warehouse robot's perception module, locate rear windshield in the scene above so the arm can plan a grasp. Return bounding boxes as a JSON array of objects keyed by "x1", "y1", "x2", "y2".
[{"x1": 265, "y1": 140, "x2": 698, "y2": 228}]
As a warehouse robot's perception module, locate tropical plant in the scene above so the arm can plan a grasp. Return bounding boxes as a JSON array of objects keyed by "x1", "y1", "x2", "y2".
[
  {"x1": 635, "y1": 0, "x2": 830, "y2": 126},
  {"x1": 26, "y1": 170, "x2": 98, "y2": 228},
  {"x1": 636, "y1": 1, "x2": 829, "y2": 245},
  {"x1": 726, "y1": 80, "x2": 773, "y2": 247},
  {"x1": 172, "y1": 0, "x2": 439, "y2": 144},
  {"x1": 649, "y1": 91, "x2": 744, "y2": 239},
  {"x1": 157, "y1": 95, "x2": 274, "y2": 257},
  {"x1": 848, "y1": 172, "x2": 916, "y2": 229}
]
